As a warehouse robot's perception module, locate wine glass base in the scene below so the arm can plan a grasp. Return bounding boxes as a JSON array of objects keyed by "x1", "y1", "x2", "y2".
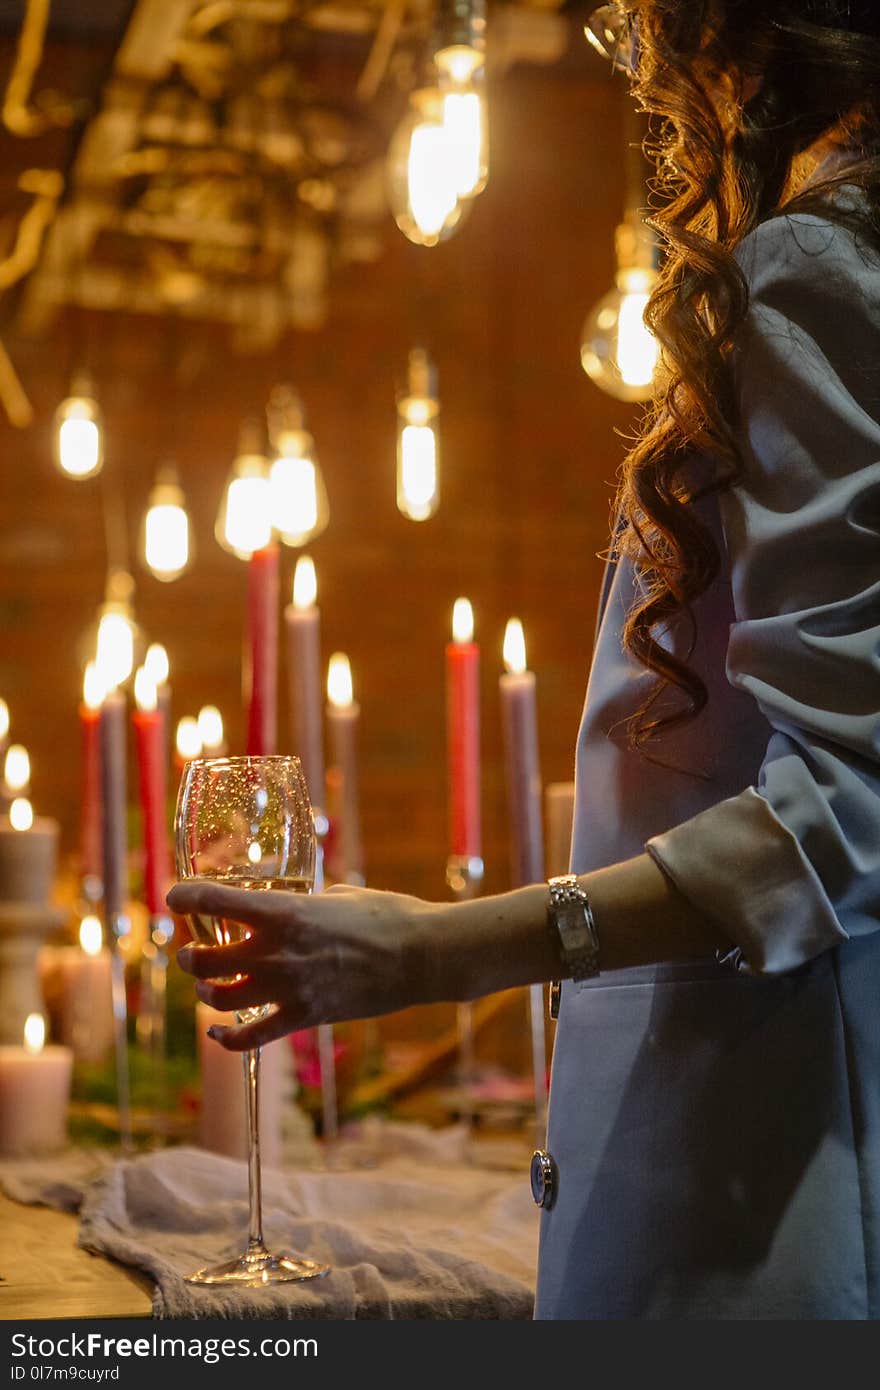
[{"x1": 185, "y1": 1249, "x2": 330, "y2": 1287}]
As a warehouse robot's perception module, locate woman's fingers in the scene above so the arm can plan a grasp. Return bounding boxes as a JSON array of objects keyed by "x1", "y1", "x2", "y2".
[
  {"x1": 167, "y1": 879, "x2": 302, "y2": 931},
  {"x1": 177, "y1": 940, "x2": 257, "y2": 979},
  {"x1": 195, "y1": 973, "x2": 286, "y2": 1012},
  {"x1": 206, "y1": 1006, "x2": 296, "y2": 1052}
]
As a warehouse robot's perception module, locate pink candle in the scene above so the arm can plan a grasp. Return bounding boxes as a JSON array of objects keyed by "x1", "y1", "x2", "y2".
[
  {"x1": 133, "y1": 668, "x2": 170, "y2": 916},
  {"x1": 57, "y1": 916, "x2": 114, "y2": 1063},
  {"x1": 99, "y1": 687, "x2": 128, "y2": 922},
  {"x1": 446, "y1": 598, "x2": 481, "y2": 861},
  {"x1": 284, "y1": 556, "x2": 325, "y2": 811},
  {"x1": 0, "y1": 1013, "x2": 72, "y2": 1156},
  {"x1": 244, "y1": 543, "x2": 280, "y2": 756},
  {"x1": 196, "y1": 1002, "x2": 284, "y2": 1167},
  {"x1": 325, "y1": 653, "x2": 363, "y2": 884},
  {"x1": 499, "y1": 619, "x2": 544, "y2": 886}
]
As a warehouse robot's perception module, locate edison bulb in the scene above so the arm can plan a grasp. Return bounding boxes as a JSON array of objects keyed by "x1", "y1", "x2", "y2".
[
  {"x1": 54, "y1": 387, "x2": 103, "y2": 480},
  {"x1": 397, "y1": 349, "x2": 440, "y2": 522},
  {"x1": 216, "y1": 434, "x2": 271, "y2": 560},
  {"x1": 580, "y1": 266, "x2": 659, "y2": 402},
  {"x1": 270, "y1": 429, "x2": 329, "y2": 547},
  {"x1": 142, "y1": 467, "x2": 191, "y2": 582},
  {"x1": 387, "y1": 88, "x2": 467, "y2": 247},
  {"x1": 435, "y1": 45, "x2": 489, "y2": 200}
]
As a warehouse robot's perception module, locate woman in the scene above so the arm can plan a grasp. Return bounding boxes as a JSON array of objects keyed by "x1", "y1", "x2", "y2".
[{"x1": 170, "y1": 1, "x2": 880, "y2": 1319}]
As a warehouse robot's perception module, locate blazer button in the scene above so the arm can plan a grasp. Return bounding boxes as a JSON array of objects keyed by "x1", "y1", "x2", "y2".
[{"x1": 530, "y1": 1149, "x2": 557, "y2": 1209}]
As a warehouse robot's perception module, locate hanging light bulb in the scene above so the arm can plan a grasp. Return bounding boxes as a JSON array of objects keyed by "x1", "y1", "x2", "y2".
[
  {"x1": 387, "y1": 86, "x2": 468, "y2": 247},
  {"x1": 580, "y1": 216, "x2": 660, "y2": 403},
  {"x1": 93, "y1": 570, "x2": 140, "y2": 691},
  {"x1": 54, "y1": 372, "x2": 104, "y2": 480},
  {"x1": 142, "y1": 464, "x2": 192, "y2": 582},
  {"x1": 215, "y1": 419, "x2": 272, "y2": 560},
  {"x1": 434, "y1": 0, "x2": 489, "y2": 200},
  {"x1": 266, "y1": 386, "x2": 330, "y2": 547},
  {"x1": 397, "y1": 349, "x2": 440, "y2": 522}
]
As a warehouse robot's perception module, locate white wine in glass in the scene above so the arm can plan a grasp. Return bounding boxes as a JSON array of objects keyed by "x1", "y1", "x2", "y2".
[{"x1": 175, "y1": 755, "x2": 329, "y2": 1287}]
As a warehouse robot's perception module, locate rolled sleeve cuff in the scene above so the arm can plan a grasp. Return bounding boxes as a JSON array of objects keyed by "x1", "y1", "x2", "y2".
[{"x1": 645, "y1": 786, "x2": 849, "y2": 975}]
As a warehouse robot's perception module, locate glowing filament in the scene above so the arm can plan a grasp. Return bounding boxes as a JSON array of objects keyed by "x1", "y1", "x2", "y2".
[
  {"x1": 56, "y1": 399, "x2": 102, "y2": 480},
  {"x1": 442, "y1": 91, "x2": 483, "y2": 199},
  {"x1": 145, "y1": 503, "x2": 189, "y2": 581},
  {"x1": 617, "y1": 289, "x2": 659, "y2": 387},
  {"x1": 399, "y1": 425, "x2": 438, "y2": 521},
  {"x1": 327, "y1": 652, "x2": 353, "y2": 709},
  {"x1": 223, "y1": 469, "x2": 271, "y2": 559},
  {"x1": 452, "y1": 597, "x2": 474, "y2": 645},
  {"x1": 503, "y1": 618, "x2": 527, "y2": 676},
  {"x1": 270, "y1": 455, "x2": 318, "y2": 543},
  {"x1": 0, "y1": 698, "x2": 8, "y2": 741},
  {"x1": 408, "y1": 122, "x2": 459, "y2": 238},
  {"x1": 95, "y1": 610, "x2": 134, "y2": 691}
]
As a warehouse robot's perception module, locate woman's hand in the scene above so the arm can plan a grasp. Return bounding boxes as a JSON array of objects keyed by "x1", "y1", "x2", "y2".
[{"x1": 167, "y1": 879, "x2": 450, "y2": 1051}]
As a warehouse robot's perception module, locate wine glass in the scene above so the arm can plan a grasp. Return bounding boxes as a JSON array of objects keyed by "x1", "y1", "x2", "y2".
[{"x1": 175, "y1": 754, "x2": 329, "y2": 1287}]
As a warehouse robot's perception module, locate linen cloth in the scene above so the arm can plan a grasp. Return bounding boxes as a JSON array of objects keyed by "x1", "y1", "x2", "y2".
[
  {"x1": 537, "y1": 206, "x2": 880, "y2": 1318},
  {"x1": 0, "y1": 1126, "x2": 538, "y2": 1319}
]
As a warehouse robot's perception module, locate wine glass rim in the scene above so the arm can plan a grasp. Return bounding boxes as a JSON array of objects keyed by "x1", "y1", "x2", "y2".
[{"x1": 184, "y1": 754, "x2": 304, "y2": 769}]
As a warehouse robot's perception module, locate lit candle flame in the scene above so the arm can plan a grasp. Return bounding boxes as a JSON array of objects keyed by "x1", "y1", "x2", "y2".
[
  {"x1": 4, "y1": 744, "x2": 30, "y2": 793},
  {"x1": 23, "y1": 1012, "x2": 45, "y2": 1054},
  {"x1": 176, "y1": 716, "x2": 203, "y2": 761},
  {"x1": 134, "y1": 666, "x2": 157, "y2": 712},
  {"x1": 503, "y1": 618, "x2": 527, "y2": 676},
  {"x1": 82, "y1": 660, "x2": 105, "y2": 710},
  {"x1": 247, "y1": 841, "x2": 262, "y2": 865},
  {"x1": 293, "y1": 556, "x2": 317, "y2": 610},
  {"x1": 197, "y1": 705, "x2": 224, "y2": 749},
  {"x1": 452, "y1": 597, "x2": 474, "y2": 644},
  {"x1": 0, "y1": 698, "x2": 8, "y2": 741},
  {"x1": 10, "y1": 797, "x2": 33, "y2": 831},
  {"x1": 144, "y1": 643, "x2": 169, "y2": 687},
  {"x1": 327, "y1": 652, "x2": 353, "y2": 709},
  {"x1": 79, "y1": 915, "x2": 103, "y2": 956}
]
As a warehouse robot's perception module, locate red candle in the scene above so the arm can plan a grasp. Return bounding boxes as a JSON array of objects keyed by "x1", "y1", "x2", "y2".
[
  {"x1": 79, "y1": 662, "x2": 103, "y2": 892},
  {"x1": 133, "y1": 668, "x2": 170, "y2": 916},
  {"x1": 244, "y1": 543, "x2": 279, "y2": 756},
  {"x1": 284, "y1": 556, "x2": 325, "y2": 811},
  {"x1": 446, "y1": 597, "x2": 481, "y2": 861},
  {"x1": 499, "y1": 619, "x2": 544, "y2": 887}
]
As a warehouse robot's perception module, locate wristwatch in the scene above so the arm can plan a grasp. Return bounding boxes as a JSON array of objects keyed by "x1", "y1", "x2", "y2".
[{"x1": 547, "y1": 874, "x2": 600, "y2": 1019}]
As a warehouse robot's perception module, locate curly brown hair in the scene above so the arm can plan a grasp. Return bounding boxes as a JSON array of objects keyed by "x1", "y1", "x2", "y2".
[{"x1": 617, "y1": 0, "x2": 880, "y2": 748}]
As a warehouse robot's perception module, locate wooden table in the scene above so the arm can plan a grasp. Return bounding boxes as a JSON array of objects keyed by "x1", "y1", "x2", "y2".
[{"x1": 0, "y1": 1192, "x2": 153, "y2": 1320}]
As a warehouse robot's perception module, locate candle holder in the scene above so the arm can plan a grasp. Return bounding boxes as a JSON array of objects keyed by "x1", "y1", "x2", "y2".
[
  {"x1": 446, "y1": 854, "x2": 484, "y2": 1128},
  {"x1": 107, "y1": 910, "x2": 134, "y2": 1153},
  {"x1": 312, "y1": 809, "x2": 339, "y2": 1153},
  {"x1": 138, "y1": 911, "x2": 174, "y2": 1144}
]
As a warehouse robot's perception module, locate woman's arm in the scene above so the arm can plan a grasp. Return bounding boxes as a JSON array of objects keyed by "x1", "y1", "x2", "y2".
[{"x1": 169, "y1": 853, "x2": 720, "y2": 1051}]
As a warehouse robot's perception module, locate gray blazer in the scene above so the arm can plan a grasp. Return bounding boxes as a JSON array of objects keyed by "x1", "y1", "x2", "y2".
[{"x1": 536, "y1": 207, "x2": 880, "y2": 1318}]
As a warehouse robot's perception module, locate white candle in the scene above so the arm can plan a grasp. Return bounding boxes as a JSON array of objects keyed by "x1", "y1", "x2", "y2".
[
  {"x1": 326, "y1": 653, "x2": 363, "y2": 885},
  {"x1": 284, "y1": 557, "x2": 325, "y2": 812},
  {"x1": 196, "y1": 1002, "x2": 284, "y2": 1168},
  {"x1": 57, "y1": 916, "x2": 114, "y2": 1063},
  {"x1": 0, "y1": 1013, "x2": 72, "y2": 1156},
  {"x1": 499, "y1": 619, "x2": 544, "y2": 887}
]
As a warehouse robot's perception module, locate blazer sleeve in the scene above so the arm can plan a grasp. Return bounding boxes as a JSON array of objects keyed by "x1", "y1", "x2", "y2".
[{"x1": 645, "y1": 210, "x2": 880, "y2": 974}]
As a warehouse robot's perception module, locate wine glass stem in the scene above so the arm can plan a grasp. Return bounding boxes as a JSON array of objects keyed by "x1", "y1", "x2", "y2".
[{"x1": 243, "y1": 1046, "x2": 266, "y2": 1255}]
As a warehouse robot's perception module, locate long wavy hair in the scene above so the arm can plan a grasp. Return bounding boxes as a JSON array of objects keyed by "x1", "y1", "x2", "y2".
[{"x1": 617, "y1": 0, "x2": 880, "y2": 748}]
